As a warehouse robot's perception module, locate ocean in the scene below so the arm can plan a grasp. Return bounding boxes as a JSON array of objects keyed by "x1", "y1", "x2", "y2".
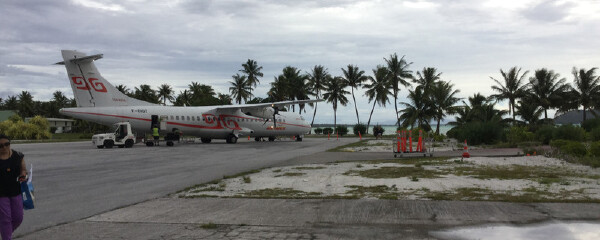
[{"x1": 310, "y1": 124, "x2": 452, "y2": 135}]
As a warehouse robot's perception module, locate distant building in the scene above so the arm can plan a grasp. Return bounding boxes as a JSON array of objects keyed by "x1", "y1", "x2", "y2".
[
  {"x1": 0, "y1": 110, "x2": 18, "y2": 122},
  {"x1": 554, "y1": 110, "x2": 600, "y2": 125},
  {"x1": 25, "y1": 117, "x2": 75, "y2": 133}
]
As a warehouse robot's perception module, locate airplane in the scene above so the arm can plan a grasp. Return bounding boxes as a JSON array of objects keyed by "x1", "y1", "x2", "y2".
[{"x1": 56, "y1": 50, "x2": 321, "y2": 145}]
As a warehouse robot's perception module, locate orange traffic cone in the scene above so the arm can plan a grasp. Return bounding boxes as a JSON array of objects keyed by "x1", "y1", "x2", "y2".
[{"x1": 462, "y1": 139, "x2": 470, "y2": 158}]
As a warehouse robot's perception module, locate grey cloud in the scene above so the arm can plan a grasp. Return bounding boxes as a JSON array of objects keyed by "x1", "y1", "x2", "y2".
[{"x1": 521, "y1": 1, "x2": 574, "y2": 23}]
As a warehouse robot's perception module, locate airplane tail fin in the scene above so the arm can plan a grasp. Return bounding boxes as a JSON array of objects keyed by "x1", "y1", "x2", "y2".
[{"x1": 56, "y1": 50, "x2": 155, "y2": 107}]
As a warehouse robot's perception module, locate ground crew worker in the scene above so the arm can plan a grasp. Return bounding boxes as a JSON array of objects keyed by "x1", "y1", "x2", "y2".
[{"x1": 152, "y1": 126, "x2": 160, "y2": 146}]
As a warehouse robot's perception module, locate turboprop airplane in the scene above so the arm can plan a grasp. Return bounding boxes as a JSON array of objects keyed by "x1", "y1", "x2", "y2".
[{"x1": 56, "y1": 50, "x2": 320, "y2": 144}]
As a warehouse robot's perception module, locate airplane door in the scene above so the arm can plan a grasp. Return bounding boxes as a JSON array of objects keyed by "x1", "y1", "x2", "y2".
[
  {"x1": 160, "y1": 115, "x2": 168, "y2": 131},
  {"x1": 151, "y1": 115, "x2": 159, "y2": 129}
]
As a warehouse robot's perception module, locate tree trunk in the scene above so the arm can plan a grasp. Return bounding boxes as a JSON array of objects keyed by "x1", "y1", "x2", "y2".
[
  {"x1": 310, "y1": 94, "x2": 319, "y2": 127},
  {"x1": 583, "y1": 107, "x2": 587, "y2": 123},
  {"x1": 394, "y1": 90, "x2": 399, "y2": 127},
  {"x1": 511, "y1": 101, "x2": 516, "y2": 123},
  {"x1": 352, "y1": 88, "x2": 360, "y2": 124},
  {"x1": 334, "y1": 106, "x2": 337, "y2": 132},
  {"x1": 436, "y1": 118, "x2": 441, "y2": 135},
  {"x1": 367, "y1": 101, "x2": 376, "y2": 134},
  {"x1": 544, "y1": 109, "x2": 548, "y2": 120}
]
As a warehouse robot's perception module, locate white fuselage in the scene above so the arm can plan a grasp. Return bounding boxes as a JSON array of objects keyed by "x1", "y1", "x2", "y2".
[{"x1": 60, "y1": 105, "x2": 311, "y2": 139}]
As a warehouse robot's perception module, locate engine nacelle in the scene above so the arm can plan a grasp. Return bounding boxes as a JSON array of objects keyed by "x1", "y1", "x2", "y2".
[{"x1": 245, "y1": 107, "x2": 275, "y2": 119}]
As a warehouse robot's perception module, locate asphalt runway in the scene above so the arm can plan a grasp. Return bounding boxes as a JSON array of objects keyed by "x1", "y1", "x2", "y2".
[{"x1": 11, "y1": 137, "x2": 356, "y2": 236}]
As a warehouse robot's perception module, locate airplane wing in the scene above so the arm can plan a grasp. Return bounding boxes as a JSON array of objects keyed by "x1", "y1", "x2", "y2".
[
  {"x1": 214, "y1": 99, "x2": 323, "y2": 119},
  {"x1": 214, "y1": 99, "x2": 323, "y2": 111}
]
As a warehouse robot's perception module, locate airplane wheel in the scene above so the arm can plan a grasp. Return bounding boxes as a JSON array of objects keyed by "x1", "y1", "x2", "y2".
[
  {"x1": 97, "y1": 146, "x2": 104, "y2": 149},
  {"x1": 255, "y1": 137, "x2": 261, "y2": 142},
  {"x1": 167, "y1": 141, "x2": 174, "y2": 147},
  {"x1": 125, "y1": 139, "x2": 134, "y2": 148},
  {"x1": 296, "y1": 135, "x2": 303, "y2": 142},
  {"x1": 146, "y1": 142, "x2": 154, "y2": 147},
  {"x1": 201, "y1": 138, "x2": 211, "y2": 143},
  {"x1": 104, "y1": 140, "x2": 114, "y2": 149},
  {"x1": 268, "y1": 137, "x2": 275, "y2": 142},
  {"x1": 226, "y1": 134, "x2": 238, "y2": 144}
]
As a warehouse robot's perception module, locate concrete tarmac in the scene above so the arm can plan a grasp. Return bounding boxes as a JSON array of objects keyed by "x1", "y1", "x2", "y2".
[
  {"x1": 12, "y1": 137, "x2": 356, "y2": 237},
  {"x1": 13, "y1": 138, "x2": 600, "y2": 239},
  {"x1": 20, "y1": 198, "x2": 600, "y2": 239}
]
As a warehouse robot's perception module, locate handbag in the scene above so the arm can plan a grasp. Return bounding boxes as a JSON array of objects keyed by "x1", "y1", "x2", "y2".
[{"x1": 21, "y1": 164, "x2": 34, "y2": 210}]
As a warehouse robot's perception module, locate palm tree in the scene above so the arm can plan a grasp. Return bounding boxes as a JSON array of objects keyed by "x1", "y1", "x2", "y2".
[
  {"x1": 528, "y1": 68, "x2": 570, "y2": 120},
  {"x1": 571, "y1": 67, "x2": 600, "y2": 122},
  {"x1": 384, "y1": 53, "x2": 413, "y2": 126},
  {"x1": 279, "y1": 66, "x2": 309, "y2": 112},
  {"x1": 399, "y1": 88, "x2": 434, "y2": 131},
  {"x1": 174, "y1": 90, "x2": 192, "y2": 106},
  {"x1": 268, "y1": 75, "x2": 289, "y2": 102},
  {"x1": 3, "y1": 96, "x2": 18, "y2": 110},
  {"x1": 341, "y1": 64, "x2": 368, "y2": 124},
  {"x1": 323, "y1": 76, "x2": 349, "y2": 130},
  {"x1": 307, "y1": 65, "x2": 331, "y2": 127},
  {"x1": 363, "y1": 66, "x2": 391, "y2": 134},
  {"x1": 133, "y1": 85, "x2": 159, "y2": 103},
  {"x1": 217, "y1": 93, "x2": 232, "y2": 105},
  {"x1": 240, "y1": 59, "x2": 263, "y2": 93},
  {"x1": 516, "y1": 96, "x2": 543, "y2": 127},
  {"x1": 229, "y1": 73, "x2": 253, "y2": 104},
  {"x1": 115, "y1": 84, "x2": 133, "y2": 97},
  {"x1": 17, "y1": 91, "x2": 34, "y2": 118},
  {"x1": 431, "y1": 81, "x2": 461, "y2": 135},
  {"x1": 413, "y1": 67, "x2": 442, "y2": 94},
  {"x1": 157, "y1": 84, "x2": 174, "y2": 106},
  {"x1": 490, "y1": 67, "x2": 529, "y2": 122}
]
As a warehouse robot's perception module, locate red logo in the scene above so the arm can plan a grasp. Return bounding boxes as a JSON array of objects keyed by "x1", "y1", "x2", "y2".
[
  {"x1": 72, "y1": 77, "x2": 89, "y2": 90},
  {"x1": 88, "y1": 78, "x2": 107, "y2": 92},
  {"x1": 71, "y1": 77, "x2": 107, "y2": 93}
]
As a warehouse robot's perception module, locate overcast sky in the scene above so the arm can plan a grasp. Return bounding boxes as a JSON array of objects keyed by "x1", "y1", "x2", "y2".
[{"x1": 1, "y1": 0, "x2": 599, "y2": 124}]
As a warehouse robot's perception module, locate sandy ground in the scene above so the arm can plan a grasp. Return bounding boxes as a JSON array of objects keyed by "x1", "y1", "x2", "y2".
[{"x1": 180, "y1": 140, "x2": 600, "y2": 201}]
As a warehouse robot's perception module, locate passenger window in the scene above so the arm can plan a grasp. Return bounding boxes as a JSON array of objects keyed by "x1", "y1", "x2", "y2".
[
  {"x1": 176, "y1": 116, "x2": 179, "y2": 120},
  {"x1": 187, "y1": 116, "x2": 190, "y2": 121}
]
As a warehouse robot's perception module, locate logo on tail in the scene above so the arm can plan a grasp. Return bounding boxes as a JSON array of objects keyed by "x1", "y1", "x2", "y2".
[{"x1": 57, "y1": 50, "x2": 155, "y2": 108}]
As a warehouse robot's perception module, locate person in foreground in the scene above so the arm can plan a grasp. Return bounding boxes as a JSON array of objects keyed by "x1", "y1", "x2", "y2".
[{"x1": 0, "y1": 134, "x2": 27, "y2": 240}]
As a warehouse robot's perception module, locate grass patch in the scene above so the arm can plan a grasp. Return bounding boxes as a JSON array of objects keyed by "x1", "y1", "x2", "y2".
[
  {"x1": 240, "y1": 188, "x2": 321, "y2": 198},
  {"x1": 344, "y1": 166, "x2": 441, "y2": 179},
  {"x1": 274, "y1": 172, "x2": 306, "y2": 177},
  {"x1": 345, "y1": 185, "x2": 398, "y2": 199},
  {"x1": 293, "y1": 166, "x2": 326, "y2": 170},
  {"x1": 223, "y1": 169, "x2": 261, "y2": 179},
  {"x1": 367, "y1": 157, "x2": 453, "y2": 165},
  {"x1": 200, "y1": 222, "x2": 218, "y2": 229},
  {"x1": 422, "y1": 187, "x2": 600, "y2": 203},
  {"x1": 243, "y1": 176, "x2": 251, "y2": 183}
]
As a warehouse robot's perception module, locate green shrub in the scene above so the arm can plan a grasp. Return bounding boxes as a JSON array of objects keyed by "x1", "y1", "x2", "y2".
[
  {"x1": 322, "y1": 127, "x2": 333, "y2": 135},
  {"x1": 335, "y1": 126, "x2": 349, "y2": 136},
  {"x1": 447, "y1": 122, "x2": 504, "y2": 145},
  {"x1": 313, "y1": 128, "x2": 323, "y2": 134},
  {"x1": 590, "y1": 127, "x2": 600, "y2": 141},
  {"x1": 550, "y1": 139, "x2": 570, "y2": 150},
  {"x1": 506, "y1": 126, "x2": 534, "y2": 144},
  {"x1": 535, "y1": 125, "x2": 555, "y2": 145},
  {"x1": 553, "y1": 125, "x2": 586, "y2": 141},
  {"x1": 353, "y1": 123, "x2": 366, "y2": 136},
  {"x1": 590, "y1": 141, "x2": 600, "y2": 157},
  {"x1": 582, "y1": 118, "x2": 600, "y2": 132},
  {"x1": 372, "y1": 125, "x2": 385, "y2": 136},
  {"x1": 560, "y1": 141, "x2": 587, "y2": 157}
]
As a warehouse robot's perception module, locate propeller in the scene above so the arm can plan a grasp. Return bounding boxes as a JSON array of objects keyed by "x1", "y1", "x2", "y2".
[{"x1": 262, "y1": 104, "x2": 280, "y2": 128}]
